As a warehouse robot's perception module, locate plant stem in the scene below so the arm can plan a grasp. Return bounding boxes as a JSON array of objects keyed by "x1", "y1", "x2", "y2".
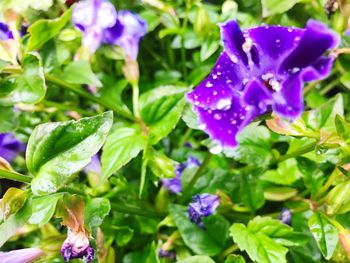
[
  {"x1": 219, "y1": 244, "x2": 239, "y2": 262},
  {"x1": 315, "y1": 168, "x2": 338, "y2": 199},
  {"x1": 181, "y1": 153, "x2": 212, "y2": 203},
  {"x1": 132, "y1": 82, "x2": 141, "y2": 119},
  {"x1": 58, "y1": 187, "x2": 88, "y2": 197},
  {"x1": 111, "y1": 203, "x2": 165, "y2": 219},
  {"x1": 274, "y1": 141, "x2": 317, "y2": 163},
  {"x1": 0, "y1": 169, "x2": 32, "y2": 183},
  {"x1": 45, "y1": 74, "x2": 135, "y2": 121}
]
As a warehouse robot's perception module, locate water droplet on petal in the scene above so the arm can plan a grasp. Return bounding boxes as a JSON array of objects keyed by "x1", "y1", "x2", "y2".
[
  {"x1": 198, "y1": 123, "x2": 207, "y2": 130},
  {"x1": 214, "y1": 113, "x2": 222, "y2": 120},
  {"x1": 206, "y1": 81, "x2": 213, "y2": 88},
  {"x1": 213, "y1": 91, "x2": 218, "y2": 96},
  {"x1": 210, "y1": 144, "x2": 223, "y2": 154},
  {"x1": 216, "y1": 99, "x2": 231, "y2": 110}
]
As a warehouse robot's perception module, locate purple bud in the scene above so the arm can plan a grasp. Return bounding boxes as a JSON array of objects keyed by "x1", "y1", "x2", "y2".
[
  {"x1": 19, "y1": 24, "x2": 29, "y2": 37},
  {"x1": 279, "y1": 208, "x2": 292, "y2": 225},
  {"x1": 0, "y1": 248, "x2": 43, "y2": 263},
  {"x1": 0, "y1": 22, "x2": 13, "y2": 40},
  {"x1": 84, "y1": 154, "x2": 101, "y2": 174},
  {"x1": 61, "y1": 230, "x2": 94, "y2": 263},
  {"x1": 188, "y1": 194, "x2": 220, "y2": 227},
  {"x1": 158, "y1": 249, "x2": 176, "y2": 260},
  {"x1": 0, "y1": 133, "x2": 25, "y2": 162},
  {"x1": 184, "y1": 141, "x2": 193, "y2": 148},
  {"x1": 162, "y1": 156, "x2": 201, "y2": 194}
]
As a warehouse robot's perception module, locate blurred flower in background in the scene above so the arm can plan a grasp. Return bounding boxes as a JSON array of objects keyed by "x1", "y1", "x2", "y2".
[
  {"x1": 0, "y1": 248, "x2": 44, "y2": 263},
  {"x1": 0, "y1": 133, "x2": 25, "y2": 162},
  {"x1": 0, "y1": 22, "x2": 13, "y2": 40},
  {"x1": 162, "y1": 156, "x2": 200, "y2": 194},
  {"x1": 279, "y1": 207, "x2": 292, "y2": 225}
]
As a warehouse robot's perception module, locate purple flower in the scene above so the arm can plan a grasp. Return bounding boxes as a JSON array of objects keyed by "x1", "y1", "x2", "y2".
[
  {"x1": 188, "y1": 193, "x2": 220, "y2": 227},
  {"x1": 346, "y1": 18, "x2": 350, "y2": 36},
  {"x1": 61, "y1": 229, "x2": 94, "y2": 263},
  {"x1": 72, "y1": 0, "x2": 117, "y2": 53},
  {"x1": 0, "y1": 22, "x2": 14, "y2": 40},
  {"x1": 84, "y1": 154, "x2": 101, "y2": 174},
  {"x1": 158, "y1": 249, "x2": 176, "y2": 260},
  {"x1": 103, "y1": 10, "x2": 147, "y2": 59},
  {"x1": 279, "y1": 207, "x2": 292, "y2": 225},
  {"x1": 187, "y1": 20, "x2": 339, "y2": 148},
  {"x1": 162, "y1": 156, "x2": 200, "y2": 194},
  {"x1": 0, "y1": 248, "x2": 43, "y2": 263},
  {"x1": 0, "y1": 133, "x2": 25, "y2": 162}
]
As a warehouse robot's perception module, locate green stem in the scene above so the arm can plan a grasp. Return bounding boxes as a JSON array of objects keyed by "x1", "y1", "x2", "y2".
[
  {"x1": 274, "y1": 141, "x2": 317, "y2": 163},
  {"x1": 58, "y1": 187, "x2": 88, "y2": 197},
  {"x1": 219, "y1": 244, "x2": 239, "y2": 262},
  {"x1": 181, "y1": 153, "x2": 212, "y2": 202},
  {"x1": 111, "y1": 203, "x2": 165, "y2": 219},
  {"x1": 315, "y1": 168, "x2": 338, "y2": 199},
  {"x1": 0, "y1": 169, "x2": 32, "y2": 183},
  {"x1": 45, "y1": 74, "x2": 135, "y2": 121},
  {"x1": 132, "y1": 82, "x2": 141, "y2": 119},
  {"x1": 320, "y1": 78, "x2": 339, "y2": 96}
]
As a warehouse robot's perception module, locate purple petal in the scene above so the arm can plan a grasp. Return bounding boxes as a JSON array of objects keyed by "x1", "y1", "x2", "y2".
[
  {"x1": 279, "y1": 208, "x2": 292, "y2": 225},
  {"x1": 0, "y1": 22, "x2": 13, "y2": 40},
  {"x1": 95, "y1": 0, "x2": 118, "y2": 28},
  {"x1": 300, "y1": 56, "x2": 334, "y2": 82},
  {"x1": 272, "y1": 73, "x2": 303, "y2": 119},
  {"x1": 187, "y1": 52, "x2": 244, "y2": 110},
  {"x1": 0, "y1": 133, "x2": 25, "y2": 162},
  {"x1": 279, "y1": 20, "x2": 339, "y2": 74},
  {"x1": 72, "y1": 1, "x2": 96, "y2": 30},
  {"x1": 0, "y1": 248, "x2": 43, "y2": 263},
  {"x1": 242, "y1": 79, "x2": 272, "y2": 113},
  {"x1": 84, "y1": 154, "x2": 101, "y2": 174},
  {"x1": 82, "y1": 26, "x2": 104, "y2": 53},
  {"x1": 188, "y1": 194, "x2": 220, "y2": 227},
  {"x1": 194, "y1": 94, "x2": 257, "y2": 148}
]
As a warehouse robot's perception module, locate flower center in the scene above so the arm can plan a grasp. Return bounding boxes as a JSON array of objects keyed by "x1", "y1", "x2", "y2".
[{"x1": 261, "y1": 73, "x2": 282, "y2": 92}]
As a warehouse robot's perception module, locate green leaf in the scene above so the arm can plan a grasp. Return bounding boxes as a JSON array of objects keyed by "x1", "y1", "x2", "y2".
[
  {"x1": 326, "y1": 180, "x2": 350, "y2": 215},
  {"x1": 231, "y1": 216, "x2": 307, "y2": 263},
  {"x1": 84, "y1": 198, "x2": 111, "y2": 230},
  {"x1": 239, "y1": 170, "x2": 265, "y2": 211},
  {"x1": 146, "y1": 148, "x2": 176, "y2": 178},
  {"x1": 0, "y1": 199, "x2": 32, "y2": 247},
  {"x1": 114, "y1": 226, "x2": 134, "y2": 246},
  {"x1": 0, "y1": 188, "x2": 26, "y2": 220},
  {"x1": 0, "y1": 53, "x2": 46, "y2": 105},
  {"x1": 101, "y1": 121, "x2": 148, "y2": 179},
  {"x1": 335, "y1": 114, "x2": 350, "y2": 140},
  {"x1": 27, "y1": 112, "x2": 113, "y2": 195},
  {"x1": 200, "y1": 38, "x2": 219, "y2": 61},
  {"x1": 224, "y1": 255, "x2": 246, "y2": 263},
  {"x1": 123, "y1": 242, "x2": 160, "y2": 263},
  {"x1": 296, "y1": 157, "x2": 325, "y2": 197},
  {"x1": 0, "y1": 106, "x2": 18, "y2": 133},
  {"x1": 233, "y1": 124, "x2": 273, "y2": 168},
  {"x1": 63, "y1": 60, "x2": 102, "y2": 87},
  {"x1": 168, "y1": 204, "x2": 223, "y2": 256},
  {"x1": 177, "y1": 256, "x2": 216, "y2": 263},
  {"x1": 140, "y1": 85, "x2": 187, "y2": 144},
  {"x1": 27, "y1": 7, "x2": 72, "y2": 51},
  {"x1": 28, "y1": 193, "x2": 63, "y2": 226},
  {"x1": 308, "y1": 213, "x2": 338, "y2": 260},
  {"x1": 262, "y1": 159, "x2": 302, "y2": 186},
  {"x1": 261, "y1": 0, "x2": 302, "y2": 17},
  {"x1": 315, "y1": 94, "x2": 344, "y2": 132}
]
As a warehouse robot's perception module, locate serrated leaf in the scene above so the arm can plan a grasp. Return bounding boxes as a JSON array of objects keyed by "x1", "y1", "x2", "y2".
[
  {"x1": 308, "y1": 213, "x2": 338, "y2": 259},
  {"x1": 101, "y1": 122, "x2": 148, "y2": 179},
  {"x1": 27, "y1": 112, "x2": 113, "y2": 195},
  {"x1": 27, "y1": 7, "x2": 72, "y2": 51},
  {"x1": 140, "y1": 85, "x2": 187, "y2": 144},
  {"x1": 0, "y1": 53, "x2": 46, "y2": 105}
]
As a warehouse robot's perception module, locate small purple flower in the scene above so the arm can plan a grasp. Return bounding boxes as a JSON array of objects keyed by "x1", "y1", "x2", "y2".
[
  {"x1": 103, "y1": 10, "x2": 147, "y2": 59},
  {"x1": 188, "y1": 193, "x2": 220, "y2": 227},
  {"x1": 0, "y1": 133, "x2": 25, "y2": 162},
  {"x1": 61, "y1": 229, "x2": 94, "y2": 263},
  {"x1": 162, "y1": 156, "x2": 200, "y2": 194},
  {"x1": 0, "y1": 248, "x2": 43, "y2": 263},
  {"x1": 84, "y1": 154, "x2": 101, "y2": 174},
  {"x1": 72, "y1": 0, "x2": 117, "y2": 53},
  {"x1": 279, "y1": 207, "x2": 292, "y2": 225},
  {"x1": 158, "y1": 249, "x2": 176, "y2": 260},
  {"x1": 346, "y1": 18, "x2": 350, "y2": 36},
  {"x1": 0, "y1": 22, "x2": 14, "y2": 40},
  {"x1": 187, "y1": 20, "x2": 339, "y2": 148}
]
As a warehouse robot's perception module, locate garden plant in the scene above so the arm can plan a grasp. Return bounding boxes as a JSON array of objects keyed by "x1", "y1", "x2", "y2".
[{"x1": 0, "y1": 0, "x2": 350, "y2": 262}]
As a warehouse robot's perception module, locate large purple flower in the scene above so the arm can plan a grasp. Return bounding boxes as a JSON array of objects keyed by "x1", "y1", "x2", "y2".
[
  {"x1": 0, "y1": 22, "x2": 13, "y2": 40},
  {"x1": 0, "y1": 133, "x2": 25, "y2": 162},
  {"x1": 72, "y1": 0, "x2": 117, "y2": 53},
  {"x1": 188, "y1": 193, "x2": 220, "y2": 227},
  {"x1": 162, "y1": 156, "x2": 200, "y2": 194},
  {"x1": 103, "y1": 10, "x2": 147, "y2": 59},
  {"x1": 187, "y1": 20, "x2": 339, "y2": 148}
]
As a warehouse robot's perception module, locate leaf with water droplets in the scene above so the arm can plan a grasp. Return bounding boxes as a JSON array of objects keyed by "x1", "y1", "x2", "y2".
[{"x1": 27, "y1": 112, "x2": 113, "y2": 195}]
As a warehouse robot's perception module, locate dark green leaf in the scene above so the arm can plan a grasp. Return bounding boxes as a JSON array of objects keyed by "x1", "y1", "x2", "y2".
[
  {"x1": 239, "y1": 171, "x2": 265, "y2": 211},
  {"x1": 0, "y1": 106, "x2": 18, "y2": 133},
  {"x1": 308, "y1": 212, "x2": 338, "y2": 259},
  {"x1": 27, "y1": 112, "x2": 113, "y2": 195}
]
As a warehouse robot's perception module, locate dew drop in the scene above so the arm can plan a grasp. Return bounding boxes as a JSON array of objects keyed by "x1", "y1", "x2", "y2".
[
  {"x1": 214, "y1": 113, "x2": 222, "y2": 120},
  {"x1": 216, "y1": 98, "x2": 231, "y2": 110},
  {"x1": 198, "y1": 123, "x2": 207, "y2": 130},
  {"x1": 213, "y1": 74, "x2": 218, "y2": 79},
  {"x1": 206, "y1": 81, "x2": 213, "y2": 88},
  {"x1": 213, "y1": 91, "x2": 218, "y2": 96}
]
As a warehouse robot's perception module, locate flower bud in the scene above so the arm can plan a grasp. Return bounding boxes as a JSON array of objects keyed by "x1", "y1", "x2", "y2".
[
  {"x1": 279, "y1": 208, "x2": 292, "y2": 225},
  {"x1": 194, "y1": 5, "x2": 211, "y2": 38},
  {"x1": 188, "y1": 194, "x2": 220, "y2": 227}
]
